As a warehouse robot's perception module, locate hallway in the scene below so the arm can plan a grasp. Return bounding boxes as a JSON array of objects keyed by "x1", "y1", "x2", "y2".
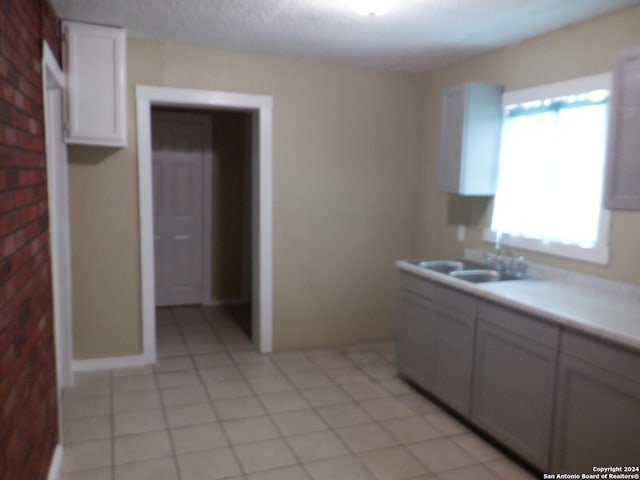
[{"x1": 60, "y1": 306, "x2": 536, "y2": 480}]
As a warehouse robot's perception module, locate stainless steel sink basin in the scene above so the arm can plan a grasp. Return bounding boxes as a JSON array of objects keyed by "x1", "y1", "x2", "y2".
[
  {"x1": 449, "y1": 269, "x2": 524, "y2": 283},
  {"x1": 415, "y1": 260, "x2": 465, "y2": 274}
]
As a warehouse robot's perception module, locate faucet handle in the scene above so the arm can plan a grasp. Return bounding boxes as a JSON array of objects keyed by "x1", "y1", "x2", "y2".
[{"x1": 514, "y1": 256, "x2": 527, "y2": 277}]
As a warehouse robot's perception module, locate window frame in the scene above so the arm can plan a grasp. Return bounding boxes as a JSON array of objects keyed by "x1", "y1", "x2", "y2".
[{"x1": 484, "y1": 72, "x2": 612, "y2": 265}]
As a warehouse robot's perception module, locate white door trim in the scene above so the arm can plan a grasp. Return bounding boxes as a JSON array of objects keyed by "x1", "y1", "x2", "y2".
[
  {"x1": 136, "y1": 85, "x2": 273, "y2": 359},
  {"x1": 42, "y1": 41, "x2": 74, "y2": 391},
  {"x1": 151, "y1": 111, "x2": 213, "y2": 307}
]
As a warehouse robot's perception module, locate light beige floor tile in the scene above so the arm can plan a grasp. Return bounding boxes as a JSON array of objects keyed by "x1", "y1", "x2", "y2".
[
  {"x1": 231, "y1": 349, "x2": 272, "y2": 364},
  {"x1": 335, "y1": 422, "x2": 398, "y2": 453},
  {"x1": 154, "y1": 355, "x2": 195, "y2": 373},
  {"x1": 63, "y1": 439, "x2": 112, "y2": 473},
  {"x1": 359, "y1": 397, "x2": 414, "y2": 420},
  {"x1": 407, "y1": 438, "x2": 478, "y2": 473},
  {"x1": 63, "y1": 415, "x2": 111, "y2": 443},
  {"x1": 357, "y1": 446, "x2": 428, "y2": 480},
  {"x1": 177, "y1": 448, "x2": 241, "y2": 480},
  {"x1": 233, "y1": 438, "x2": 298, "y2": 474},
  {"x1": 161, "y1": 384, "x2": 209, "y2": 407},
  {"x1": 304, "y1": 456, "x2": 373, "y2": 480},
  {"x1": 205, "y1": 379, "x2": 253, "y2": 400},
  {"x1": 214, "y1": 395, "x2": 265, "y2": 420},
  {"x1": 63, "y1": 394, "x2": 111, "y2": 419},
  {"x1": 423, "y1": 412, "x2": 468, "y2": 435},
  {"x1": 341, "y1": 381, "x2": 389, "y2": 401},
  {"x1": 113, "y1": 431, "x2": 173, "y2": 465},
  {"x1": 287, "y1": 371, "x2": 334, "y2": 389},
  {"x1": 246, "y1": 465, "x2": 311, "y2": 480},
  {"x1": 113, "y1": 373, "x2": 158, "y2": 393},
  {"x1": 361, "y1": 362, "x2": 398, "y2": 381},
  {"x1": 112, "y1": 365, "x2": 155, "y2": 377},
  {"x1": 380, "y1": 415, "x2": 444, "y2": 444},
  {"x1": 317, "y1": 403, "x2": 371, "y2": 428},
  {"x1": 248, "y1": 375, "x2": 295, "y2": 394},
  {"x1": 344, "y1": 351, "x2": 384, "y2": 366},
  {"x1": 259, "y1": 391, "x2": 309, "y2": 413},
  {"x1": 378, "y1": 378, "x2": 417, "y2": 395},
  {"x1": 396, "y1": 393, "x2": 441, "y2": 415},
  {"x1": 300, "y1": 386, "x2": 350, "y2": 407},
  {"x1": 286, "y1": 430, "x2": 350, "y2": 462},
  {"x1": 187, "y1": 340, "x2": 226, "y2": 354},
  {"x1": 114, "y1": 457, "x2": 179, "y2": 480},
  {"x1": 274, "y1": 357, "x2": 318, "y2": 374},
  {"x1": 239, "y1": 361, "x2": 283, "y2": 378},
  {"x1": 62, "y1": 467, "x2": 112, "y2": 480},
  {"x1": 165, "y1": 402, "x2": 217, "y2": 428},
  {"x1": 170, "y1": 422, "x2": 228, "y2": 454},
  {"x1": 437, "y1": 464, "x2": 502, "y2": 480},
  {"x1": 451, "y1": 432, "x2": 504, "y2": 462},
  {"x1": 199, "y1": 365, "x2": 244, "y2": 383},
  {"x1": 114, "y1": 390, "x2": 162, "y2": 413},
  {"x1": 485, "y1": 458, "x2": 539, "y2": 480},
  {"x1": 157, "y1": 343, "x2": 190, "y2": 358},
  {"x1": 156, "y1": 369, "x2": 201, "y2": 389},
  {"x1": 223, "y1": 415, "x2": 281, "y2": 444},
  {"x1": 66, "y1": 375, "x2": 111, "y2": 397},
  {"x1": 272, "y1": 408, "x2": 329, "y2": 436},
  {"x1": 114, "y1": 409, "x2": 166, "y2": 436},
  {"x1": 193, "y1": 352, "x2": 234, "y2": 368},
  {"x1": 311, "y1": 354, "x2": 353, "y2": 370},
  {"x1": 323, "y1": 367, "x2": 369, "y2": 385}
]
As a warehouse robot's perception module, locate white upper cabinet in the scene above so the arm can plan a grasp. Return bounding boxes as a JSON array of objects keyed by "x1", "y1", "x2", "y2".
[
  {"x1": 63, "y1": 21, "x2": 127, "y2": 147},
  {"x1": 437, "y1": 82, "x2": 503, "y2": 196},
  {"x1": 605, "y1": 45, "x2": 640, "y2": 210}
]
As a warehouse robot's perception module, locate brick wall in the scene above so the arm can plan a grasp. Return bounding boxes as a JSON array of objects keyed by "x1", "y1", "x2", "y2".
[{"x1": 0, "y1": 0, "x2": 61, "y2": 478}]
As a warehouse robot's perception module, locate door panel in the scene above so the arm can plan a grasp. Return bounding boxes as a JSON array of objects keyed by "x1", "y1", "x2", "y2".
[{"x1": 153, "y1": 111, "x2": 211, "y2": 306}]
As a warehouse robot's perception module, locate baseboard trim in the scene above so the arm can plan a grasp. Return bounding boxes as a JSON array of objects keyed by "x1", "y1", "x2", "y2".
[
  {"x1": 47, "y1": 444, "x2": 63, "y2": 480},
  {"x1": 72, "y1": 353, "x2": 152, "y2": 373}
]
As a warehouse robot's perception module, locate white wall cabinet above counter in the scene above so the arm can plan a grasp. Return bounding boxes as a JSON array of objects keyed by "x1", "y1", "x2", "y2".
[
  {"x1": 437, "y1": 82, "x2": 503, "y2": 196},
  {"x1": 63, "y1": 21, "x2": 127, "y2": 147}
]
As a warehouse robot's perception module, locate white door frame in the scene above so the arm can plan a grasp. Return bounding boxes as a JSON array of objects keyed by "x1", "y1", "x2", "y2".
[
  {"x1": 151, "y1": 111, "x2": 213, "y2": 307},
  {"x1": 42, "y1": 41, "x2": 74, "y2": 394},
  {"x1": 136, "y1": 85, "x2": 273, "y2": 360}
]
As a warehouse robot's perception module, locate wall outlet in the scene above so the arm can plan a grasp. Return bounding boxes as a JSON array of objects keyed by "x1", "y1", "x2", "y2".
[{"x1": 457, "y1": 225, "x2": 466, "y2": 242}]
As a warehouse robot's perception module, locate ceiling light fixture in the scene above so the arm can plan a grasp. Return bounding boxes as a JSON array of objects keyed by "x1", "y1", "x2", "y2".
[{"x1": 347, "y1": 0, "x2": 397, "y2": 16}]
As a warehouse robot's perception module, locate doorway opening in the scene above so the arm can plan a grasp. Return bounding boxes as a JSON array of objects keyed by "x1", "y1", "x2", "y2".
[
  {"x1": 136, "y1": 86, "x2": 273, "y2": 360},
  {"x1": 150, "y1": 107, "x2": 254, "y2": 338}
]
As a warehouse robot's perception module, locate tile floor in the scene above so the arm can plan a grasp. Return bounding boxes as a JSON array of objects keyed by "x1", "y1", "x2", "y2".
[{"x1": 61, "y1": 306, "x2": 538, "y2": 480}]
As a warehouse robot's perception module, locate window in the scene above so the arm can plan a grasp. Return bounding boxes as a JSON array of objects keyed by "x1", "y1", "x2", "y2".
[{"x1": 485, "y1": 73, "x2": 612, "y2": 264}]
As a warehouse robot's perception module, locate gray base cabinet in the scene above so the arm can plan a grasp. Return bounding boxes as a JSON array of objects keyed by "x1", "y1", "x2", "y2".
[
  {"x1": 472, "y1": 303, "x2": 559, "y2": 470},
  {"x1": 396, "y1": 290, "x2": 435, "y2": 390},
  {"x1": 432, "y1": 286, "x2": 477, "y2": 416},
  {"x1": 552, "y1": 332, "x2": 640, "y2": 472}
]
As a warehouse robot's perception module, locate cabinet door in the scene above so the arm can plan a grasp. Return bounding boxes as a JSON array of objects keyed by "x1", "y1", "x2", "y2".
[
  {"x1": 437, "y1": 85, "x2": 466, "y2": 193},
  {"x1": 396, "y1": 291, "x2": 435, "y2": 390},
  {"x1": 431, "y1": 304, "x2": 475, "y2": 416},
  {"x1": 605, "y1": 45, "x2": 640, "y2": 210},
  {"x1": 472, "y1": 319, "x2": 556, "y2": 470},
  {"x1": 551, "y1": 353, "x2": 640, "y2": 472},
  {"x1": 64, "y1": 21, "x2": 127, "y2": 146}
]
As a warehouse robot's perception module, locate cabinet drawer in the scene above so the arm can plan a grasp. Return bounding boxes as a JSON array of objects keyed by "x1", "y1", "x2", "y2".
[
  {"x1": 433, "y1": 284, "x2": 476, "y2": 316},
  {"x1": 478, "y1": 302, "x2": 559, "y2": 349},
  {"x1": 561, "y1": 329, "x2": 640, "y2": 383},
  {"x1": 399, "y1": 273, "x2": 434, "y2": 299}
]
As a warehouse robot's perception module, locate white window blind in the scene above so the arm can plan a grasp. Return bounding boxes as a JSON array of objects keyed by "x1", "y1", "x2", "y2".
[{"x1": 488, "y1": 74, "x2": 612, "y2": 264}]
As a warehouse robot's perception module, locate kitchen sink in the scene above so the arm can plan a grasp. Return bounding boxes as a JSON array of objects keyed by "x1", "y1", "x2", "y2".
[{"x1": 413, "y1": 259, "x2": 526, "y2": 283}]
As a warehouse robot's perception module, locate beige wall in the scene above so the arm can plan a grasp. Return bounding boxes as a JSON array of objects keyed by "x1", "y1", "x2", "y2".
[
  {"x1": 416, "y1": 6, "x2": 640, "y2": 286},
  {"x1": 69, "y1": 40, "x2": 422, "y2": 358}
]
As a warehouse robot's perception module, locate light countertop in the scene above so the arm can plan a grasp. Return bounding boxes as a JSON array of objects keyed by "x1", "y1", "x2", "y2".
[{"x1": 396, "y1": 260, "x2": 640, "y2": 352}]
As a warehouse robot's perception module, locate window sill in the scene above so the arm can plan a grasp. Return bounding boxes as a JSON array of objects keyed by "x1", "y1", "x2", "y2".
[{"x1": 482, "y1": 228, "x2": 610, "y2": 265}]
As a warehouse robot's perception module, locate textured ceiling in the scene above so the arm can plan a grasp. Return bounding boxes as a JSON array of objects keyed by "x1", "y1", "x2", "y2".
[{"x1": 50, "y1": 0, "x2": 640, "y2": 72}]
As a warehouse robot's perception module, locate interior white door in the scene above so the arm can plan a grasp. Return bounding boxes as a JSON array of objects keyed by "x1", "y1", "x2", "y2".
[{"x1": 152, "y1": 111, "x2": 211, "y2": 306}]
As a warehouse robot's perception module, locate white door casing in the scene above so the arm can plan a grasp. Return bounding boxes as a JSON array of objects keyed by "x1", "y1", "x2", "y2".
[
  {"x1": 152, "y1": 112, "x2": 212, "y2": 306},
  {"x1": 43, "y1": 41, "x2": 74, "y2": 440},
  {"x1": 136, "y1": 86, "x2": 273, "y2": 360}
]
